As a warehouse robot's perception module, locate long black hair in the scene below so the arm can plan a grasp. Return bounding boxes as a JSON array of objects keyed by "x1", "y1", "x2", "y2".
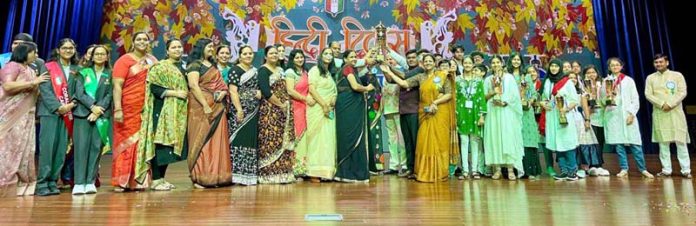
[
  {"x1": 506, "y1": 52, "x2": 525, "y2": 75},
  {"x1": 316, "y1": 48, "x2": 336, "y2": 77},
  {"x1": 50, "y1": 38, "x2": 80, "y2": 65},
  {"x1": 188, "y1": 38, "x2": 214, "y2": 65},
  {"x1": 286, "y1": 49, "x2": 306, "y2": 74}
]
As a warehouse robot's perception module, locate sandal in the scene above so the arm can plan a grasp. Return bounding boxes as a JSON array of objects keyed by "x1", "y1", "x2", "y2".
[
  {"x1": 492, "y1": 171, "x2": 502, "y2": 180},
  {"x1": 151, "y1": 179, "x2": 171, "y2": 191},
  {"x1": 472, "y1": 172, "x2": 481, "y2": 179},
  {"x1": 507, "y1": 169, "x2": 517, "y2": 180}
]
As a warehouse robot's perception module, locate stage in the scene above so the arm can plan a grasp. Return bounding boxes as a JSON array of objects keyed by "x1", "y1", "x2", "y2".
[{"x1": 1, "y1": 154, "x2": 695, "y2": 225}]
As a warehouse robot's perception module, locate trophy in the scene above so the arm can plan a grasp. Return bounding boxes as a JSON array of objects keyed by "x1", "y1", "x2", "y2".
[
  {"x1": 492, "y1": 76, "x2": 502, "y2": 102},
  {"x1": 583, "y1": 79, "x2": 597, "y2": 108},
  {"x1": 604, "y1": 78, "x2": 616, "y2": 106},
  {"x1": 556, "y1": 95, "x2": 568, "y2": 125},
  {"x1": 375, "y1": 22, "x2": 387, "y2": 63},
  {"x1": 520, "y1": 79, "x2": 529, "y2": 110}
]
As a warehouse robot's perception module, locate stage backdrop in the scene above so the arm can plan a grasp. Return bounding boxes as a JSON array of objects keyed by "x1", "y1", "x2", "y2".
[{"x1": 100, "y1": 0, "x2": 601, "y2": 68}]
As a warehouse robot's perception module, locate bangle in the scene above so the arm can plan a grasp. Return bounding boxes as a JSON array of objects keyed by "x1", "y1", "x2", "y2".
[{"x1": 114, "y1": 109, "x2": 123, "y2": 112}]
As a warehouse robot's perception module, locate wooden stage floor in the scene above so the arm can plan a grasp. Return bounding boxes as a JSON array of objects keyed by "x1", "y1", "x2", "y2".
[{"x1": 1, "y1": 154, "x2": 695, "y2": 225}]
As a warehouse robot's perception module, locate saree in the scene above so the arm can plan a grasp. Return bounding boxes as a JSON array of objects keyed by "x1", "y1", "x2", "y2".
[
  {"x1": 414, "y1": 72, "x2": 452, "y2": 182},
  {"x1": 228, "y1": 66, "x2": 260, "y2": 185},
  {"x1": 111, "y1": 54, "x2": 157, "y2": 188},
  {"x1": 286, "y1": 68, "x2": 309, "y2": 176},
  {"x1": 257, "y1": 66, "x2": 296, "y2": 184},
  {"x1": 187, "y1": 64, "x2": 232, "y2": 187},
  {"x1": 334, "y1": 66, "x2": 369, "y2": 182},
  {"x1": 304, "y1": 66, "x2": 337, "y2": 179},
  {"x1": 0, "y1": 62, "x2": 38, "y2": 192}
]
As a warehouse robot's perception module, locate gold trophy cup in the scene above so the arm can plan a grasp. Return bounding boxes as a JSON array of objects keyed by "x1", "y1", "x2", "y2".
[
  {"x1": 556, "y1": 95, "x2": 568, "y2": 125},
  {"x1": 493, "y1": 76, "x2": 502, "y2": 102},
  {"x1": 604, "y1": 78, "x2": 616, "y2": 106},
  {"x1": 583, "y1": 79, "x2": 597, "y2": 107},
  {"x1": 520, "y1": 79, "x2": 529, "y2": 110}
]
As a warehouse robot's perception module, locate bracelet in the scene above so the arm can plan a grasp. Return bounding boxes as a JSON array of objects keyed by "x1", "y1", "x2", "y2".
[{"x1": 114, "y1": 109, "x2": 123, "y2": 112}]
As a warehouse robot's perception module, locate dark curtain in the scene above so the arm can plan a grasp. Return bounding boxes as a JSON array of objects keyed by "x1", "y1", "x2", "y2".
[
  {"x1": 0, "y1": 0, "x2": 105, "y2": 59},
  {"x1": 592, "y1": 0, "x2": 692, "y2": 153}
]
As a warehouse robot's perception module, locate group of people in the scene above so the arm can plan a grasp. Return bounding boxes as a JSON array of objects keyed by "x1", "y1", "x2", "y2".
[{"x1": 0, "y1": 32, "x2": 691, "y2": 197}]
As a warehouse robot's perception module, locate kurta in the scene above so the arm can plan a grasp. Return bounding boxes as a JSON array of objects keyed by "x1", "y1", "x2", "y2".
[
  {"x1": 363, "y1": 71, "x2": 384, "y2": 172},
  {"x1": 517, "y1": 74, "x2": 540, "y2": 148},
  {"x1": 455, "y1": 76, "x2": 486, "y2": 137},
  {"x1": 542, "y1": 78, "x2": 580, "y2": 152},
  {"x1": 601, "y1": 74, "x2": 642, "y2": 145},
  {"x1": 305, "y1": 66, "x2": 337, "y2": 179},
  {"x1": 483, "y1": 73, "x2": 524, "y2": 166},
  {"x1": 644, "y1": 70, "x2": 690, "y2": 144}
]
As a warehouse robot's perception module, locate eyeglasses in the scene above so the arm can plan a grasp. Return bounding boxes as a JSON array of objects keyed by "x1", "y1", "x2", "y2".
[
  {"x1": 60, "y1": 47, "x2": 75, "y2": 51},
  {"x1": 93, "y1": 53, "x2": 108, "y2": 56}
]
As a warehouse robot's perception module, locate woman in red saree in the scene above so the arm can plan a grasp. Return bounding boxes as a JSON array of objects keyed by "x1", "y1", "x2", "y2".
[
  {"x1": 186, "y1": 38, "x2": 232, "y2": 188},
  {"x1": 0, "y1": 43, "x2": 48, "y2": 197},
  {"x1": 111, "y1": 32, "x2": 158, "y2": 191}
]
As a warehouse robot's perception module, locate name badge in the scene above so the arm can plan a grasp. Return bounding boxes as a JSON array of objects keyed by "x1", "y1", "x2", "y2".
[{"x1": 465, "y1": 100, "x2": 474, "y2": 109}]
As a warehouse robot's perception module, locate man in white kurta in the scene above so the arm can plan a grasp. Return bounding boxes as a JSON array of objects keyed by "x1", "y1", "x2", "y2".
[
  {"x1": 644, "y1": 54, "x2": 691, "y2": 178},
  {"x1": 601, "y1": 59, "x2": 653, "y2": 178}
]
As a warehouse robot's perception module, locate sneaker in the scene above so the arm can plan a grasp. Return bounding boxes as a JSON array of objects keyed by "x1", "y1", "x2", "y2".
[
  {"x1": 588, "y1": 168, "x2": 599, "y2": 176},
  {"x1": 566, "y1": 174, "x2": 579, "y2": 181},
  {"x1": 656, "y1": 172, "x2": 671, "y2": 177},
  {"x1": 553, "y1": 173, "x2": 568, "y2": 180},
  {"x1": 576, "y1": 170, "x2": 587, "y2": 178},
  {"x1": 48, "y1": 185, "x2": 60, "y2": 195},
  {"x1": 641, "y1": 171, "x2": 654, "y2": 179},
  {"x1": 683, "y1": 173, "x2": 692, "y2": 179},
  {"x1": 36, "y1": 187, "x2": 52, "y2": 196},
  {"x1": 598, "y1": 168, "x2": 611, "y2": 176},
  {"x1": 72, "y1": 185, "x2": 85, "y2": 195},
  {"x1": 616, "y1": 170, "x2": 628, "y2": 178},
  {"x1": 85, "y1": 184, "x2": 97, "y2": 194}
]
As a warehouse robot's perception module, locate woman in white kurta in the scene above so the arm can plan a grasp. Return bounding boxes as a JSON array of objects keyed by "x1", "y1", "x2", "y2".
[
  {"x1": 644, "y1": 54, "x2": 691, "y2": 178},
  {"x1": 483, "y1": 55, "x2": 524, "y2": 180},
  {"x1": 540, "y1": 60, "x2": 579, "y2": 180},
  {"x1": 601, "y1": 58, "x2": 653, "y2": 178}
]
